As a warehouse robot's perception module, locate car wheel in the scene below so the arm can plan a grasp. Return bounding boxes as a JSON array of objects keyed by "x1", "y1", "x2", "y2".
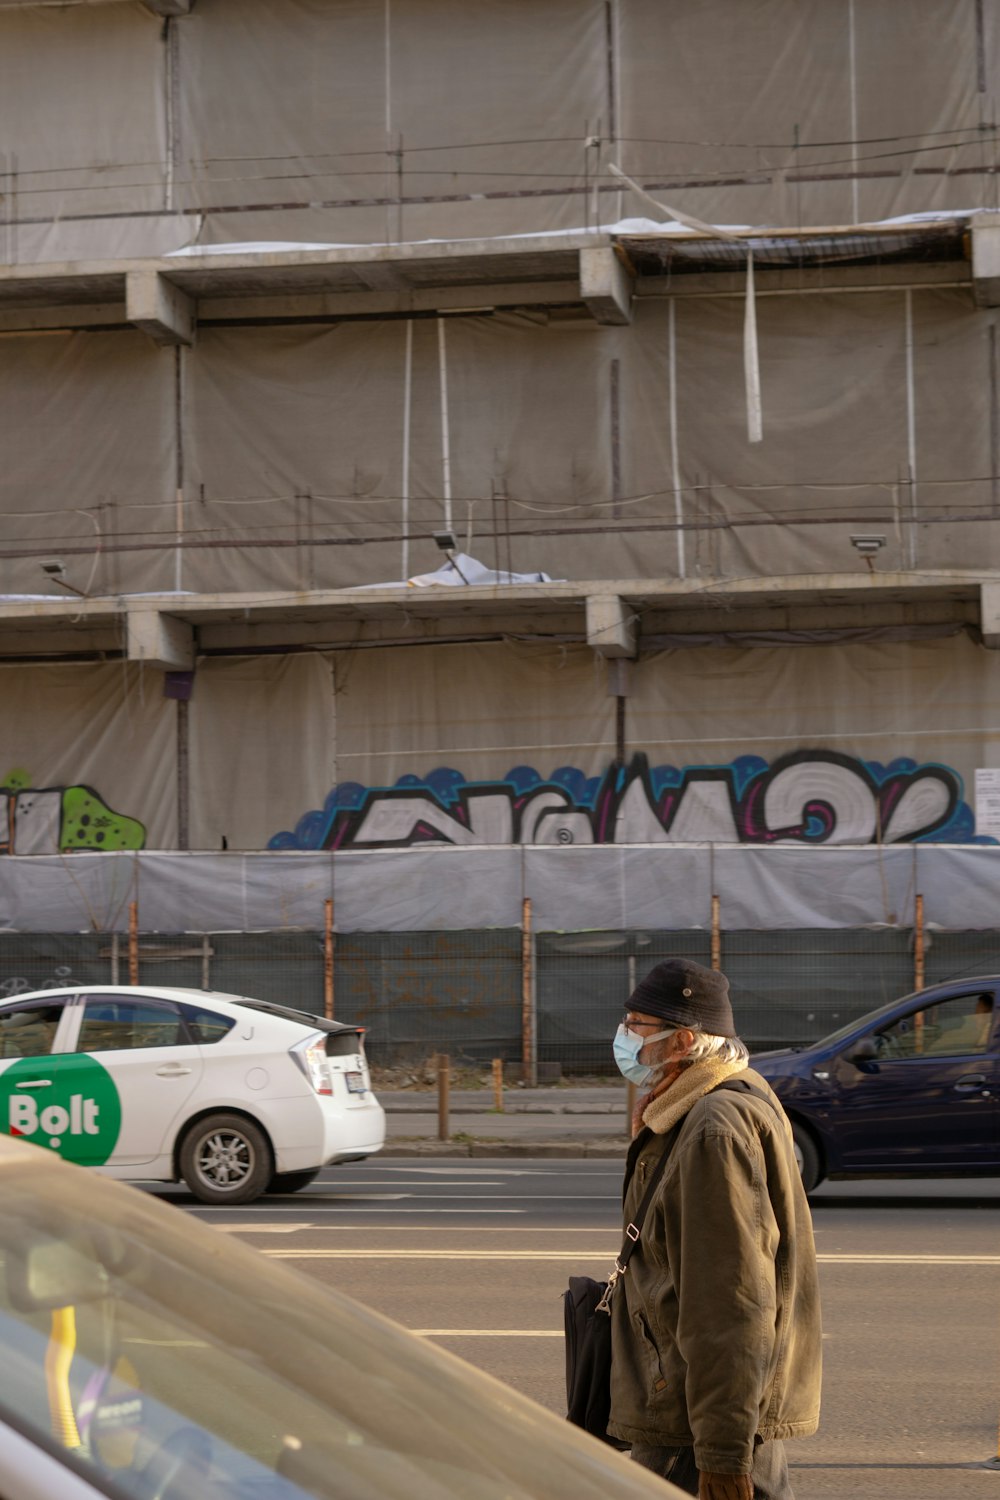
[
  {"x1": 267, "y1": 1168, "x2": 321, "y2": 1195},
  {"x1": 791, "y1": 1121, "x2": 822, "y2": 1193},
  {"x1": 179, "y1": 1114, "x2": 273, "y2": 1206}
]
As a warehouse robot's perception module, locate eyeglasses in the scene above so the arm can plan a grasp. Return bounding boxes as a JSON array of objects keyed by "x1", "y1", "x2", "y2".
[{"x1": 622, "y1": 1014, "x2": 667, "y2": 1032}]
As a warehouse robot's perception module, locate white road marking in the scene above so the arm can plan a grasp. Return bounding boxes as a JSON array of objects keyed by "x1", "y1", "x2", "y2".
[
  {"x1": 260, "y1": 1248, "x2": 1000, "y2": 1264},
  {"x1": 262, "y1": 1248, "x2": 609, "y2": 1259},
  {"x1": 818, "y1": 1253, "x2": 1000, "y2": 1265},
  {"x1": 311, "y1": 1180, "x2": 506, "y2": 1187},
  {"x1": 215, "y1": 1224, "x2": 620, "y2": 1232},
  {"x1": 413, "y1": 1330, "x2": 563, "y2": 1338},
  {"x1": 244, "y1": 1206, "x2": 524, "y2": 1218}
]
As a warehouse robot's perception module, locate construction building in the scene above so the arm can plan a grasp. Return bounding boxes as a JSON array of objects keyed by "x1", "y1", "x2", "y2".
[{"x1": 3, "y1": 0, "x2": 1000, "y2": 1056}]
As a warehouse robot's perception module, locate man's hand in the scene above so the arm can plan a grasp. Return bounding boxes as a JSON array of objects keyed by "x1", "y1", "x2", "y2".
[{"x1": 698, "y1": 1472, "x2": 753, "y2": 1500}]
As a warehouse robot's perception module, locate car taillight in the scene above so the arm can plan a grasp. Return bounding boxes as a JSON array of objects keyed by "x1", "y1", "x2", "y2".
[{"x1": 291, "y1": 1038, "x2": 332, "y2": 1095}]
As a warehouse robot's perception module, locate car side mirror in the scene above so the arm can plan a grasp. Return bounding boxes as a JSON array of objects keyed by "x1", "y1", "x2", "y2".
[{"x1": 846, "y1": 1036, "x2": 878, "y2": 1065}]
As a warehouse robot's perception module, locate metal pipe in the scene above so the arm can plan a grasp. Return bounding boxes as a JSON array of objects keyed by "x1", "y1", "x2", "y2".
[
  {"x1": 711, "y1": 893, "x2": 721, "y2": 972},
  {"x1": 324, "y1": 897, "x2": 335, "y2": 1020},
  {"x1": 437, "y1": 1053, "x2": 450, "y2": 1140},
  {"x1": 128, "y1": 901, "x2": 139, "y2": 986},
  {"x1": 521, "y1": 897, "x2": 536, "y2": 1086}
]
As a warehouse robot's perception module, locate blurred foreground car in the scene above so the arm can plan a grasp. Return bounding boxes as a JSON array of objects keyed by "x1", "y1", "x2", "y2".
[
  {"x1": 0, "y1": 1136, "x2": 683, "y2": 1500},
  {"x1": 752, "y1": 975, "x2": 999, "y2": 1190},
  {"x1": 0, "y1": 986, "x2": 384, "y2": 1204}
]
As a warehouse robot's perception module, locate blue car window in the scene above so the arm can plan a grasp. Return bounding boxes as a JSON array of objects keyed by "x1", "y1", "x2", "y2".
[
  {"x1": 77, "y1": 999, "x2": 184, "y2": 1053},
  {"x1": 878, "y1": 992, "x2": 995, "y2": 1059}
]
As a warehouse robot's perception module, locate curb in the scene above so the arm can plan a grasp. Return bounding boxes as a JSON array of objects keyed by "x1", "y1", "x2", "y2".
[{"x1": 381, "y1": 1138, "x2": 629, "y2": 1159}]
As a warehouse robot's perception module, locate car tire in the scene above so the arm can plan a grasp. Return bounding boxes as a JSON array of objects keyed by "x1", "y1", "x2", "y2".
[
  {"x1": 179, "y1": 1113, "x2": 273, "y2": 1206},
  {"x1": 267, "y1": 1169, "x2": 321, "y2": 1195},
  {"x1": 791, "y1": 1121, "x2": 822, "y2": 1193}
]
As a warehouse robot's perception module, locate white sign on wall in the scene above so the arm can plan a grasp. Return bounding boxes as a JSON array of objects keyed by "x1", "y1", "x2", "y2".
[{"x1": 975, "y1": 769, "x2": 1000, "y2": 839}]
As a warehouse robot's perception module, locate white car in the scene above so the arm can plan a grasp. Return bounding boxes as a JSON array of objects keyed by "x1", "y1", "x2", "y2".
[
  {"x1": 0, "y1": 1134, "x2": 682, "y2": 1500},
  {"x1": 0, "y1": 985, "x2": 385, "y2": 1204}
]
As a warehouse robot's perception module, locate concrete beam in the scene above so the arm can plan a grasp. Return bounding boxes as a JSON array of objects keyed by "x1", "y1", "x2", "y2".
[
  {"x1": 200, "y1": 280, "x2": 581, "y2": 324},
  {"x1": 580, "y1": 246, "x2": 633, "y2": 325},
  {"x1": 982, "y1": 583, "x2": 1000, "y2": 648},
  {"x1": 140, "y1": 1, "x2": 194, "y2": 14},
  {"x1": 971, "y1": 215, "x2": 1000, "y2": 307},
  {"x1": 126, "y1": 271, "x2": 195, "y2": 347},
  {"x1": 127, "y1": 609, "x2": 194, "y2": 671},
  {"x1": 586, "y1": 594, "x2": 636, "y2": 657}
]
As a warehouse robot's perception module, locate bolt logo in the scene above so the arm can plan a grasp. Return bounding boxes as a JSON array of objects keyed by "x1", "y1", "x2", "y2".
[{"x1": 0, "y1": 1056, "x2": 121, "y2": 1164}]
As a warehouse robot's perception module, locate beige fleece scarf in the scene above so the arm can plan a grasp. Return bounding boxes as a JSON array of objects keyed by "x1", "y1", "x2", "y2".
[{"x1": 641, "y1": 1058, "x2": 748, "y2": 1136}]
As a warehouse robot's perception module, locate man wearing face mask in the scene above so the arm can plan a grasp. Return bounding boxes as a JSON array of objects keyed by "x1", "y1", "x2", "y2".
[{"x1": 607, "y1": 959, "x2": 821, "y2": 1500}]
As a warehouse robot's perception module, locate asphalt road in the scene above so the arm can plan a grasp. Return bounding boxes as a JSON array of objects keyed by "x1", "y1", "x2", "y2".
[{"x1": 157, "y1": 1163, "x2": 1000, "y2": 1500}]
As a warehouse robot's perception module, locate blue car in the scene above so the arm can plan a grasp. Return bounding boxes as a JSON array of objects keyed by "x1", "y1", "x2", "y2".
[{"x1": 751, "y1": 976, "x2": 999, "y2": 1191}]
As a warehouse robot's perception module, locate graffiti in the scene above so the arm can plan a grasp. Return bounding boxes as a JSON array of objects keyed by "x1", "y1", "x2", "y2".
[
  {"x1": 268, "y1": 750, "x2": 993, "y2": 851},
  {"x1": 1, "y1": 769, "x2": 146, "y2": 856},
  {"x1": 0, "y1": 967, "x2": 77, "y2": 997}
]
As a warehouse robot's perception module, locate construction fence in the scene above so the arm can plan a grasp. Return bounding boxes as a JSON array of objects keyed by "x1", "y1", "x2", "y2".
[{"x1": 3, "y1": 905, "x2": 999, "y2": 1078}]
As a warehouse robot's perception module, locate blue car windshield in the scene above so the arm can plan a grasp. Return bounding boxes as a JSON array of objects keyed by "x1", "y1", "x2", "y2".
[{"x1": 819, "y1": 999, "x2": 920, "y2": 1049}]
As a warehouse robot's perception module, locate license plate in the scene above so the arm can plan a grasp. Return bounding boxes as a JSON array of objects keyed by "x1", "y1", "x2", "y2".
[{"x1": 345, "y1": 1072, "x2": 366, "y2": 1094}]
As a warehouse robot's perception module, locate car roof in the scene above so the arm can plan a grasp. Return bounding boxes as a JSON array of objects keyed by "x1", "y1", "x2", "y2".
[{"x1": 0, "y1": 985, "x2": 355, "y2": 1035}]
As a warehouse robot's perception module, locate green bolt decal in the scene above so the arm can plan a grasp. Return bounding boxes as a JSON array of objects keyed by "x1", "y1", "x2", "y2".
[{"x1": 0, "y1": 1055, "x2": 122, "y2": 1165}]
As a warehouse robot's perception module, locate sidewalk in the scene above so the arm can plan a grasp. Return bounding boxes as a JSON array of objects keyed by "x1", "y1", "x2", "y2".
[{"x1": 379, "y1": 1084, "x2": 632, "y2": 1157}]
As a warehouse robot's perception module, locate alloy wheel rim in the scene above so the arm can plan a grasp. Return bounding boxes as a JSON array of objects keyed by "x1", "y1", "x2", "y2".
[{"x1": 197, "y1": 1130, "x2": 253, "y2": 1189}]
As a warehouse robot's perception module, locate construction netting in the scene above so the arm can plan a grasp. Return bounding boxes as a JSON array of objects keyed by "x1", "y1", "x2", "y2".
[
  {"x1": 4, "y1": 922, "x2": 999, "y2": 1071},
  {"x1": 1, "y1": 0, "x2": 998, "y2": 259},
  {"x1": 1, "y1": 287, "x2": 999, "y2": 595}
]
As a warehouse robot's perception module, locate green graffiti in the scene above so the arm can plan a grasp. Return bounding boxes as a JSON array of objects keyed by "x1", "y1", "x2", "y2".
[{"x1": 60, "y1": 787, "x2": 145, "y2": 852}]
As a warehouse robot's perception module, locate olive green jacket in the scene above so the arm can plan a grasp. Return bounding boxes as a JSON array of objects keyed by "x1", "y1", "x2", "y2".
[{"x1": 607, "y1": 1068, "x2": 822, "y2": 1473}]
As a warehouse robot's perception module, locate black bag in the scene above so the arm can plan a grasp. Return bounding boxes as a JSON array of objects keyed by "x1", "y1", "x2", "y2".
[
  {"x1": 563, "y1": 1077, "x2": 779, "y2": 1445},
  {"x1": 563, "y1": 1274, "x2": 621, "y2": 1446},
  {"x1": 562, "y1": 1138, "x2": 671, "y2": 1447}
]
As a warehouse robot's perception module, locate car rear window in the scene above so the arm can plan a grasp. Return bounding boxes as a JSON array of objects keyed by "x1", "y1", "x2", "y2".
[
  {"x1": 324, "y1": 1030, "x2": 365, "y2": 1057},
  {"x1": 176, "y1": 1004, "x2": 237, "y2": 1045}
]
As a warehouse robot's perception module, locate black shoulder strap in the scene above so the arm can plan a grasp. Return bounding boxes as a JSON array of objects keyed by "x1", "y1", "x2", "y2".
[{"x1": 713, "y1": 1075, "x2": 783, "y2": 1121}]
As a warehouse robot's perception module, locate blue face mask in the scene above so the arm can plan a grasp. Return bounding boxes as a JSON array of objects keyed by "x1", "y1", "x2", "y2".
[{"x1": 613, "y1": 1023, "x2": 675, "y2": 1087}]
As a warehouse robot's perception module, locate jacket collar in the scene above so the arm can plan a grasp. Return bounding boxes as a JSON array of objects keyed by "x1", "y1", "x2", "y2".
[{"x1": 642, "y1": 1058, "x2": 748, "y2": 1136}]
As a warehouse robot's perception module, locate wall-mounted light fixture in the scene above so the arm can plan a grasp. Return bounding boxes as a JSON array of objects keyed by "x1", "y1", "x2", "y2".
[
  {"x1": 432, "y1": 530, "x2": 471, "y2": 584},
  {"x1": 849, "y1": 535, "x2": 886, "y2": 557},
  {"x1": 39, "y1": 559, "x2": 87, "y2": 597}
]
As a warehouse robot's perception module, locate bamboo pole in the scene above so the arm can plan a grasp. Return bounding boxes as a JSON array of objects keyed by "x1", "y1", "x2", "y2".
[
  {"x1": 323, "y1": 897, "x2": 335, "y2": 1021},
  {"x1": 128, "y1": 902, "x2": 138, "y2": 986},
  {"x1": 711, "y1": 893, "x2": 721, "y2": 971},
  {"x1": 521, "y1": 897, "x2": 536, "y2": 1086},
  {"x1": 492, "y1": 1057, "x2": 504, "y2": 1112},
  {"x1": 437, "y1": 1054, "x2": 450, "y2": 1141}
]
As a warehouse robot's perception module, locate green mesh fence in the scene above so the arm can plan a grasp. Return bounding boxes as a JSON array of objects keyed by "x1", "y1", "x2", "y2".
[
  {"x1": 2, "y1": 925, "x2": 997, "y2": 1076},
  {"x1": 719, "y1": 929, "x2": 916, "y2": 1052},
  {"x1": 333, "y1": 930, "x2": 523, "y2": 1069}
]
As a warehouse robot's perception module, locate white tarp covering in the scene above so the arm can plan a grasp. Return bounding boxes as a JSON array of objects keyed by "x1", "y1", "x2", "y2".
[
  {"x1": 2, "y1": 0, "x2": 999, "y2": 261},
  {"x1": 3, "y1": 633, "x2": 999, "y2": 855},
  {"x1": 0, "y1": 656, "x2": 333, "y2": 856},
  {"x1": 3, "y1": 286, "x2": 993, "y2": 594},
  {"x1": 0, "y1": 843, "x2": 998, "y2": 933},
  {"x1": 188, "y1": 655, "x2": 334, "y2": 854},
  {"x1": 0, "y1": 661, "x2": 176, "y2": 850}
]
